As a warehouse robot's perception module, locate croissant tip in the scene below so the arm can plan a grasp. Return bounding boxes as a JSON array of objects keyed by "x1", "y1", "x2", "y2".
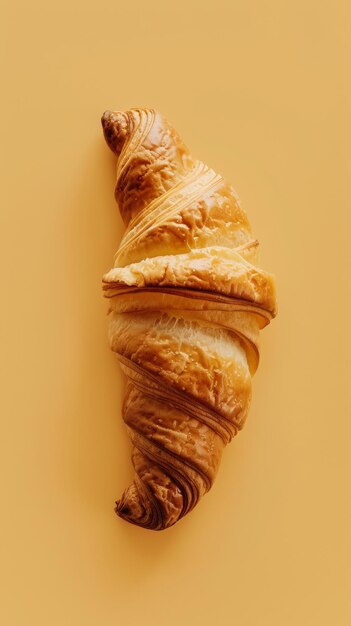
[
  {"x1": 115, "y1": 500, "x2": 129, "y2": 515},
  {"x1": 101, "y1": 110, "x2": 113, "y2": 127},
  {"x1": 101, "y1": 109, "x2": 130, "y2": 156}
]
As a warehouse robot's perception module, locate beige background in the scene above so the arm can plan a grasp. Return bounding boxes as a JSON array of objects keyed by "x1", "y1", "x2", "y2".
[{"x1": 1, "y1": 1, "x2": 350, "y2": 624}]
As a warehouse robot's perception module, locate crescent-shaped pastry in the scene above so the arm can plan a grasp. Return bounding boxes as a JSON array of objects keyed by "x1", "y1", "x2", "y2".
[{"x1": 101, "y1": 108, "x2": 277, "y2": 530}]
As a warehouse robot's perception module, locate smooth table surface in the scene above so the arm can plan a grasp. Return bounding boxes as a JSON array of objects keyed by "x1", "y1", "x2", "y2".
[{"x1": 1, "y1": 1, "x2": 350, "y2": 624}]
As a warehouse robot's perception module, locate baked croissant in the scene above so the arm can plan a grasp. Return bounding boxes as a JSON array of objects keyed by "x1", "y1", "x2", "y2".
[{"x1": 101, "y1": 108, "x2": 277, "y2": 530}]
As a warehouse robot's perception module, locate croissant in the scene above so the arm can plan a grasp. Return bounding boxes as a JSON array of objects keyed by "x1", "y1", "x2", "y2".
[{"x1": 101, "y1": 108, "x2": 277, "y2": 531}]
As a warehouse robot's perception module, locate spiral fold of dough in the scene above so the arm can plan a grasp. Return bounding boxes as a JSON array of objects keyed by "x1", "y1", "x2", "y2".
[{"x1": 102, "y1": 108, "x2": 277, "y2": 530}]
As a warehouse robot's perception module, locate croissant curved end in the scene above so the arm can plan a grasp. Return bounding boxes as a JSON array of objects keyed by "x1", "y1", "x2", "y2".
[
  {"x1": 101, "y1": 110, "x2": 129, "y2": 156},
  {"x1": 115, "y1": 482, "x2": 164, "y2": 530}
]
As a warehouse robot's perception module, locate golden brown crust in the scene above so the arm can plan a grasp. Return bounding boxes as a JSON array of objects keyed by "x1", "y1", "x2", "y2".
[
  {"x1": 101, "y1": 108, "x2": 277, "y2": 530},
  {"x1": 102, "y1": 108, "x2": 194, "y2": 225},
  {"x1": 103, "y1": 246, "x2": 276, "y2": 316},
  {"x1": 113, "y1": 163, "x2": 254, "y2": 267}
]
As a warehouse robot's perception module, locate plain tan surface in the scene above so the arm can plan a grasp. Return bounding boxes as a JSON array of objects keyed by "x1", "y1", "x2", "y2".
[{"x1": 1, "y1": 1, "x2": 350, "y2": 624}]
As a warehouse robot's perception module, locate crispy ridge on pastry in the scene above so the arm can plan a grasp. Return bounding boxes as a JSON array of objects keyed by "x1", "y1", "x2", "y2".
[
  {"x1": 103, "y1": 246, "x2": 276, "y2": 316},
  {"x1": 101, "y1": 107, "x2": 277, "y2": 530}
]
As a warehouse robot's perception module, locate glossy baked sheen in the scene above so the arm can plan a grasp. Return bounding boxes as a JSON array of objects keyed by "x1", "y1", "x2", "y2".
[{"x1": 101, "y1": 108, "x2": 277, "y2": 530}]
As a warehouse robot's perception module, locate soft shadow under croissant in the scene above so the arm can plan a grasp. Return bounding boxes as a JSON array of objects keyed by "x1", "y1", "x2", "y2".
[{"x1": 101, "y1": 108, "x2": 277, "y2": 530}]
